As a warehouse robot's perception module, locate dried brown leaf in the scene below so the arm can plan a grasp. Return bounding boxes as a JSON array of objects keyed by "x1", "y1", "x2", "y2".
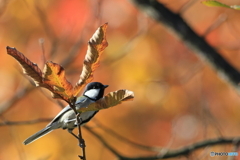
[
  {"x1": 6, "y1": 46, "x2": 47, "y2": 88},
  {"x1": 77, "y1": 89, "x2": 134, "y2": 112},
  {"x1": 6, "y1": 23, "x2": 109, "y2": 103},
  {"x1": 73, "y1": 23, "x2": 108, "y2": 96},
  {"x1": 43, "y1": 62, "x2": 74, "y2": 101}
]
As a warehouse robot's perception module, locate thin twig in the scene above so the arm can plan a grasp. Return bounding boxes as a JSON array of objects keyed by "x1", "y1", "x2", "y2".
[
  {"x1": 84, "y1": 125, "x2": 125, "y2": 159},
  {"x1": 0, "y1": 0, "x2": 10, "y2": 17},
  {"x1": 0, "y1": 85, "x2": 35, "y2": 115},
  {"x1": 1, "y1": 118, "x2": 240, "y2": 159},
  {"x1": 60, "y1": 33, "x2": 84, "y2": 67},
  {"x1": 93, "y1": 119, "x2": 160, "y2": 151},
  {"x1": 39, "y1": 38, "x2": 46, "y2": 64},
  {"x1": 68, "y1": 99, "x2": 86, "y2": 160},
  {"x1": 179, "y1": 0, "x2": 198, "y2": 14},
  {"x1": 103, "y1": 14, "x2": 148, "y2": 65},
  {"x1": 203, "y1": 13, "x2": 227, "y2": 37},
  {"x1": 34, "y1": 3, "x2": 59, "y2": 58},
  {"x1": 76, "y1": 113, "x2": 86, "y2": 160},
  {"x1": 84, "y1": 127, "x2": 240, "y2": 160}
]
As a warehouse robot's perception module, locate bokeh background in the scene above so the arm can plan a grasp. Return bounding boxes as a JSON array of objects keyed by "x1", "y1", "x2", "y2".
[{"x1": 1, "y1": 0, "x2": 240, "y2": 159}]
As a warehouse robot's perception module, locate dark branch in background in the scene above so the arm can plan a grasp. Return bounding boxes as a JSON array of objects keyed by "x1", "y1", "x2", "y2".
[
  {"x1": 3, "y1": 1, "x2": 240, "y2": 159},
  {"x1": 130, "y1": 0, "x2": 240, "y2": 93},
  {"x1": 0, "y1": 118, "x2": 52, "y2": 126},
  {"x1": 93, "y1": 120, "x2": 159, "y2": 151},
  {"x1": 34, "y1": 3, "x2": 59, "y2": 58},
  {"x1": 1, "y1": 118, "x2": 240, "y2": 159},
  {"x1": 84, "y1": 125, "x2": 124, "y2": 159},
  {"x1": 103, "y1": 14, "x2": 149, "y2": 65},
  {"x1": 0, "y1": 0, "x2": 10, "y2": 18},
  {"x1": 0, "y1": 85, "x2": 35, "y2": 115},
  {"x1": 84, "y1": 124, "x2": 240, "y2": 160}
]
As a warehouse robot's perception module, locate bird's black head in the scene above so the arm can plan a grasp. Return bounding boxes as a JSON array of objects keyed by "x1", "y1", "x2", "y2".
[{"x1": 83, "y1": 82, "x2": 108, "y2": 100}]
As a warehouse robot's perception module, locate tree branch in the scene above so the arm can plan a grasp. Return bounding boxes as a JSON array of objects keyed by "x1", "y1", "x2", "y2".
[
  {"x1": 93, "y1": 120, "x2": 159, "y2": 151},
  {"x1": 68, "y1": 100, "x2": 86, "y2": 160},
  {"x1": 85, "y1": 125, "x2": 240, "y2": 160},
  {"x1": 0, "y1": 118, "x2": 52, "y2": 126},
  {"x1": 0, "y1": 85, "x2": 35, "y2": 115},
  {"x1": 130, "y1": 0, "x2": 240, "y2": 93},
  {"x1": 1, "y1": 118, "x2": 239, "y2": 159}
]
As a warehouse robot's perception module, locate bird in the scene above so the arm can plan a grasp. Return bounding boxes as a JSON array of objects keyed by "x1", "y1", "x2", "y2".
[{"x1": 23, "y1": 82, "x2": 108, "y2": 145}]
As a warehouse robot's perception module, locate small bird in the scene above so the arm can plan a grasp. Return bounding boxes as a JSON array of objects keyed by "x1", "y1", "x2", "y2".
[{"x1": 23, "y1": 82, "x2": 108, "y2": 145}]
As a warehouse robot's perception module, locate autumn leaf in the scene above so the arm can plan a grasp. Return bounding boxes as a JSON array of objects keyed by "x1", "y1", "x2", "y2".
[
  {"x1": 6, "y1": 47, "x2": 73, "y2": 102},
  {"x1": 73, "y1": 23, "x2": 108, "y2": 96},
  {"x1": 42, "y1": 61, "x2": 74, "y2": 101},
  {"x1": 6, "y1": 24, "x2": 129, "y2": 107},
  {"x1": 6, "y1": 46, "x2": 47, "y2": 88},
  {"x1": 6, "y1": 23, "x2": 109, "y2": 103},
  {"x1": 77, "y1": 90, "x2": 134, "y2": 112}
]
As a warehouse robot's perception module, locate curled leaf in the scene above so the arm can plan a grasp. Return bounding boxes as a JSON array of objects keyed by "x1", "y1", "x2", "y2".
[
  {"x1": 6, "y1": 46, "x2": 46, "y2": 88},
  {"x1": 6, "y1": 23, "x2": 110, "y2": 104},
  {"x1": 77, "y1": 89, "x2": 134, "y2": 112},
  {"x1": 43, "y1": 62, "x2": 74, "y2": 101},
  {"x1": 73, "y1": 23, "x2": 108, "y2": 96}
]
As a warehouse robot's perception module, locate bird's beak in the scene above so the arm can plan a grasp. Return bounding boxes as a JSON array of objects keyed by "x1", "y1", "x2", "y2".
[{"x1": 104, "y1": 85, "x2": 109, "y2": 88}]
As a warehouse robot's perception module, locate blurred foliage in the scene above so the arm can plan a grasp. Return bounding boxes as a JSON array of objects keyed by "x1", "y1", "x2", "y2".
[
  {"x1": 1, "y1": 0, "x2": 240, "y2": 160},
  {"x1": 202, "y1": 0, "x2": 240, "y2": 10}
]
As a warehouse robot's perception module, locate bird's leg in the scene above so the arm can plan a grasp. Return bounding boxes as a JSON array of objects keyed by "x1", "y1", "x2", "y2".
[
  {"x1": 64, "y1": 118, "x2": 79, "y2": 139},
  {"x1": 68, "y1": 129, "x2": 79, "y2": 139},
  {"x1": 76, "y1": 116, "x2": 86, "y2": 148}
]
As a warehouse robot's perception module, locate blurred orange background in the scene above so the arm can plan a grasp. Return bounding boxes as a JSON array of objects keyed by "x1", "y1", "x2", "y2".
[{"x1": 1, "y1": 0, "x2": 240, "y2": 159}]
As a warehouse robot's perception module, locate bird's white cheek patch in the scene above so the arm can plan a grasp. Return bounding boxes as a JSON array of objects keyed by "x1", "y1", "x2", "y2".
[{"x1": 84, "y1": 89, "x2": 100, "y2": 99}]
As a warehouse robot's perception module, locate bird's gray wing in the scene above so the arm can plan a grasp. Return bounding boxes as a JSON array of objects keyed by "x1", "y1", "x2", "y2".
[
  {"x1": 46, "y1": 106, "x2": 72, "y2": 127},
  {"x1": 46, "y1": 98, "x2": 87, "y2": 127}
]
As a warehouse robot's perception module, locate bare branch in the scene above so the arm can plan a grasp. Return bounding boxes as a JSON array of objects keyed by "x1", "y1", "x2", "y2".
[
  {"x1": 0, "y1": 0, "x2": 10, "y2": 17},
  {"x1": 93, "y1": 120, "x2": 160, "y2": 151},
  {"x1": 84, "y1": 126, "x2": 240, "y2": 160},
  {"x1": 203, "y1": 13, "x2": 227, "y2": 37},
  {"x1": 103, "y1": 14, "x2": 148, "y2": 65},
  {"x1": 39, "y1": 38, "x2": 47, "y2": 64},
  {"x1": 83, "y1": 125, "x2": 125, "y2": 159},
  {"x1": 130, "y1": 0, "x2": 240, "y2": 93},
  {"x1": 0, "y1": 86, "x2": 35, "y2": 115},
  {"x1": 34, "y1": 3, "x2": 59, "y2": 57},
  {"x1": 67, "y1": 100, "x2": 86, "y2": 160},
  {"x1": 0, "y1": 118, "x2": 52, "y2": 126},
  {"x1": 179, "y1": 0, "x2": 198, "y2": 14},
  {"x1": 1, "y1": 118, "x2": 240, "y2": 159}
]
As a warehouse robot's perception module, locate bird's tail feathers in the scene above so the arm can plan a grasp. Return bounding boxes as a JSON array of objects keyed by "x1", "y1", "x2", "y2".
[{"x1": 23, "y1": 126, "x2": 53, "y2": 145}]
